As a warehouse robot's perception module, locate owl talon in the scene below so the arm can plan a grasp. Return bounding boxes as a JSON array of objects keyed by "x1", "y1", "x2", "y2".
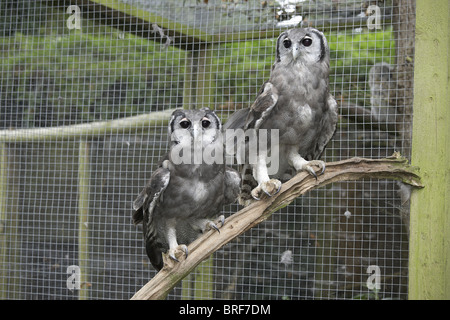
[
  {"x1": 251, "y1": 179, "x2": 282, "y2": 200},
  {"x1": 318, "y1": 161, "x2": 326, "y2": 175},
  {"x1": 301, "y1": 160, "x2": 325, "y2": 179},
  {"x1": 169, "y1": 253, "x2": 179, "y2": 262},
  {"x1": 207, "y1": 221, "x2": 220, "y2": 233},
  {"x1": 275, "y1": 182, "x2": 282, "y2": 193},
  {"x1": 216, "y1": 215, "x2": 225, "y2": 228},
  {"x1": 305, "y1": 166, "x2": 318, "y2": 180},
  {"x1": 208, "y1": 215, "x2": 226, "y2": 232},
  {"x1": 168, "y1": 244, "x2": 188, "y2": 263}
]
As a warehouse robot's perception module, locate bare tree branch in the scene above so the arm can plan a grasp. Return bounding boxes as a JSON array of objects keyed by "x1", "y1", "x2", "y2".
[
  {"x1": 339, "y1": 102, "x2": 398, "y2": 133},
  {"x1": 130, "y1": 153, "x2": 423, "y2": 300}
]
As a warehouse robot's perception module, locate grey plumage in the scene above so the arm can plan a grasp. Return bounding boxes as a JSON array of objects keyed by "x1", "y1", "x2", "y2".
[
  {"x1": 225, "y1": 28, "x2": 338, "y2": 204},
  {"x1": 133, "y1": 108, "x2": 241, "y2": 271}
]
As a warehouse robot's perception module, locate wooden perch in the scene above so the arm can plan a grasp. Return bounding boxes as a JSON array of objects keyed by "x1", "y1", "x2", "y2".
[{"x1": 130, "y1": 153, "x2": 423, "y2": 300}]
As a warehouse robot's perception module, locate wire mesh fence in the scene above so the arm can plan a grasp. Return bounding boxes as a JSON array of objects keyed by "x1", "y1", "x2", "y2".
[{"x1": 0, "y1": 0, "x2": 415, "y2": 299}]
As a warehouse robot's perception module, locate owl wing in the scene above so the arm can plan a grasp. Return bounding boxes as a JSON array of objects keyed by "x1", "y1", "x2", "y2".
[
  {"x1": 245, "y1": 81, "x2": 279, "y2": 130},
  {"x1": 310, "y1": 93, "x2": 339, "y2": 160},
  {"x1": 223, "y1": 81, "x2": 279, "y2": 131},
  {"x1": 133, "y1": 165, "x2": 171, "y2": 271},
  {"x1": 224, "y1": 166, "x2": 242, "y2": 205},
  {"x1": 222, "y1": 81, "x2": 279, "y2": 205},
  {"x1": 132, "y1": 166, "x2": 171, "y2": 226},
  {"x1": 223, "y1": 107, "x2": 249, "y2": 131}
]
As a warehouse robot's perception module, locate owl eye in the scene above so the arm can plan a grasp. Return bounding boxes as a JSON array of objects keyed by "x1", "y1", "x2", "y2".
[
  {"x1": 302, "y1": 37, "x2": 313, "y2": 47},
  {"x1": 201, "y1": 118, "x2": 211, "y2": 128},
  {"x1": 179, "y1": 119, "x2": 191, "y2": 129},
  {"x1": 283, "y1": 38, "x2": 292, "y2": 48}
]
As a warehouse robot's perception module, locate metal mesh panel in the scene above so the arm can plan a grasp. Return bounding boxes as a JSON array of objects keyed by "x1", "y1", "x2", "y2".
[{"x1": 0, "y1": 0, "x2": 414, "y2": 300}]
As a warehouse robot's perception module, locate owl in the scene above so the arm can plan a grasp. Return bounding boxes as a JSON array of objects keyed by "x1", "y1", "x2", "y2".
[
  {"x1": 368, "y1": 62, "x2": 397, "y2": 123},
  {"x1": 224, "y1": 28, "x2": 338, "y2": 204},
  {"x1": 132, "y1": 108, "x2": 241, "y2": 271}
]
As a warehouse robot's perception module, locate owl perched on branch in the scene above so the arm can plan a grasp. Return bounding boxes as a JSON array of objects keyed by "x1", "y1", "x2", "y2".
[
  {"x1": 224, "y1": 28, "x2": 338, "y2": 205},
  {"x1": 133, "y1": 108, "x2": 241, "y2": 271}
]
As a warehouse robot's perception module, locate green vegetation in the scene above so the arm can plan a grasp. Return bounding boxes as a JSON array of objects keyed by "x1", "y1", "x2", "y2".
[
  {"x1": 216, "y1": 29, "x2": 395, "y2": 109},
  {"x1": 0, "y1": 15, "x2": 185, "y2": 127},
  {"x1": 0, "y1": 4, "x2": 394, "y2": 128},
  {"x1": 328, "y1": 30, "x2": 395, "y2": 103},
  {"x1": 0, "y1": 4, "x2": 186, "y2": 127}
]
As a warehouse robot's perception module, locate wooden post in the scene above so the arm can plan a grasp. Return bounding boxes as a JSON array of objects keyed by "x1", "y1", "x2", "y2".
[
  {"x1": 196, "y1": 44, "x2": 215, "y2": 109},
  {"x1": 183, "y1": 44, "x2": 216, "y2": 109},
  {"x1": 78, "y1": 139, "x2": 91, "y2": 300},
  {"x1": 409, "y1": 0, "x2": 450, "y2": 300}
]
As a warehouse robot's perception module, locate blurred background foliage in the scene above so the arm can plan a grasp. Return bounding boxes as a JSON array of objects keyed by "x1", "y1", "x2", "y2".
[{"x1": 0, "y1": 1, "x2": 394, "y2": 128}]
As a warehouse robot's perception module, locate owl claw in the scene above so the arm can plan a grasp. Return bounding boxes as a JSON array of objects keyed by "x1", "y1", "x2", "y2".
[
  {"x1": 207, "y1": 215, "x2": 226, "y2": 233},
  {"x1": 207, "y1": 221, "x2": 220, "y2": 233},
  {"x1": 169, "y1": 253, "x2": 179, "y2": 262},
  {"x1": 168, "y1": 244, "x2": 188, "y2": 263},
  {"x1": 251, "y1": 179, "x2": 282, "y2": 200},
  {"x1": 217, "y1": 215, "x2": 225, "y2": 228},
  {"x1": 305, "y1": 166, "x2": 318, "y2": 180},
  {"x1": 302, "y1": 160, "x2": 325, "y2": 179},
  {"x1": 319, "y1": 161, "x2": 326, "y2": 175}
]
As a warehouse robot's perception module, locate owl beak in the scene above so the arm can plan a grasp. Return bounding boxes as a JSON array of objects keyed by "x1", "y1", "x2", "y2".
[
  {"x1": 292, "y1": 43, "x2": 301, "y2": 60},
  {"x1": 192, "y1": 124, "x2": 201, "y2": 141}
]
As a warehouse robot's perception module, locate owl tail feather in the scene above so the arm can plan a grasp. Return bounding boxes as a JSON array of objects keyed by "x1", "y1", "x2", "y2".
[
  {"x1": 238, "y1": 164, "x2": 257, "y2": 206},
  {"x1": 146, "y1": 242, "x2": 163, "y2": 271}
]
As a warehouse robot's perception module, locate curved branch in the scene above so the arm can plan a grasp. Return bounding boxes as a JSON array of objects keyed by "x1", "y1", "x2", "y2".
[{"x1": 130, "y1": 153, "x2": 423, "y2": 300}]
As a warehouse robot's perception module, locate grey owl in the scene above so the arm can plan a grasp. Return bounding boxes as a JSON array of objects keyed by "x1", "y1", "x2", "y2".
[
  {"x1": 132, "y1": 108, "x2": 241, "y2": 271},
  {"x1": 369, "y1": 62, "x2": 397, "y2": 123},
  {"x1": 224, "y1": 28, "x2": 338, "y2": 204}
]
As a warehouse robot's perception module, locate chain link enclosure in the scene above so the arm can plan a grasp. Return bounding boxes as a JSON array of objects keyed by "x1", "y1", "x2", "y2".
[{"x1": 0, "y1": 0, "x2": 415, "y2": 299}]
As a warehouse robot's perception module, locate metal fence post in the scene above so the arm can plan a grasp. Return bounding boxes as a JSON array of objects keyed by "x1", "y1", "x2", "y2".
[
  {"x1": 78, "y1": 139, "x2": 91, "y2": 300},
  {"x1": 0, "y1": 142, "x2": 20, "y2": 299},
  {"x1": 0, "y1": 142, "x2": 9, "y2": 299}
]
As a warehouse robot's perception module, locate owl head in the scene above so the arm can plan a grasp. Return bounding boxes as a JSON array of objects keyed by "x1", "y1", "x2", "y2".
[
  {"x1": 168, "y1": 108, "x2": 223, "y2": 165},
  {"x1": 275, "y1": 27, "x2": 329, "y2": 66}
]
